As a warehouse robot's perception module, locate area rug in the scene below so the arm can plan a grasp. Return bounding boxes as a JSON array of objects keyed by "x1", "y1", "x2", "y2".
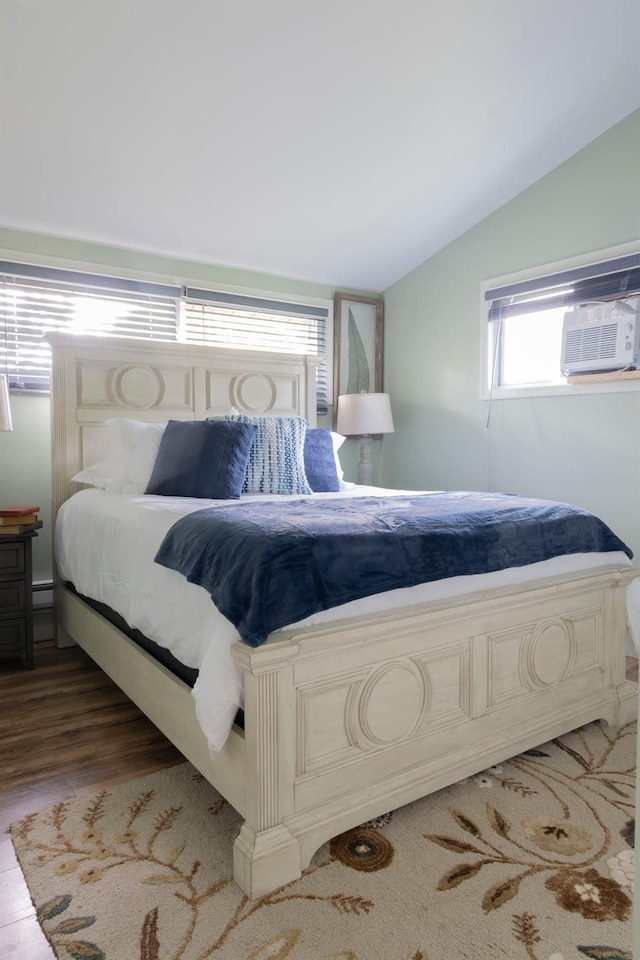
[{"x1": 11, "y1": 721, "x2": 636, "y2": 960}]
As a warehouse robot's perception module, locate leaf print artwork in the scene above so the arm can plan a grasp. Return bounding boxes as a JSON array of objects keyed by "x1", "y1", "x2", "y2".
[{"x1": 345, "y1": 309, "x2": 370, "y2": 395}]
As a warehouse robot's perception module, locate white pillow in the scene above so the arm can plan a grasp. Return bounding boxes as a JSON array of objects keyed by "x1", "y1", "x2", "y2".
[
  {"x1": 71, "y1": 420, "x2": 167, "y2": 493},
  {"x1": 71, "y1": 458, "x2": 128, "y2": 491},
  {"x1": 104, "y1": 419, "x2": 167, "y2": 492},
  {"x1": 331, "y1": 431, "x2": 346, "y2": 483}
]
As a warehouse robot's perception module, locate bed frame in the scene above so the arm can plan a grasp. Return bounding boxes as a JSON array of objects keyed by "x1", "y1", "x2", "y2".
[{"x1": 49, "y1": 333, "x2": 637, "y2": 899}]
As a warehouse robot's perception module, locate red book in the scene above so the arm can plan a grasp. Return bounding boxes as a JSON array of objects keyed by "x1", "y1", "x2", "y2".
[{"x1": 0, "y1": 506, "x2": 40, "y2": 517}]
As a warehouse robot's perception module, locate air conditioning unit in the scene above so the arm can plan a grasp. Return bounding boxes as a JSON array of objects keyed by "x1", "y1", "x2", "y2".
[{"x1": 561, "y1": 302, "x2": 640, "y2": 376}]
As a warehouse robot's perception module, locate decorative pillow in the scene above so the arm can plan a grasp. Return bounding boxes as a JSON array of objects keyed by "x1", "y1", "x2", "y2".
[
  {"x1": 104, "y1": 419, "x2": 167, "y2": 493},
  {"x1": 304, "y1": 428, "x2": 340, "y2": 492},
  {"x1": 209, "y1": 414, "x2": 312, "y2": 495},
  {"x1": 145, "y1": 419, "x2": 257, "y2": 499}
]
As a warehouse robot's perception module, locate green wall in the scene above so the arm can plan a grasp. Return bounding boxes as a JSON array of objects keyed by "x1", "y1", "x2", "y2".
[
  {"x1": 382, "y1": 108, "x2": 640, "y2": 558},
  {"x1": 0, "y1": 228, "x2": 370, "y2": 578}
]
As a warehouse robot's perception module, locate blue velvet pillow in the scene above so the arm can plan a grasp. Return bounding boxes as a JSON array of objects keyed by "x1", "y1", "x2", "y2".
[
  {"x1": 304, "y1": 428, "x2": 340, "y2": 492},
  {"x1": 145, "y1": 419, "x2": 257, "y2": 499}
]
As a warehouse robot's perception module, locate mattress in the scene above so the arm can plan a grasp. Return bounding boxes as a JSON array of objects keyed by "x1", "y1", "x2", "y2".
[{"x1": 54, "y1": 486, "x2": 636, "y2": 755}]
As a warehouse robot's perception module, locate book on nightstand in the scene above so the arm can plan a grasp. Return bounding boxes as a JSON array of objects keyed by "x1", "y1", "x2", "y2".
[
  {"x1": 0, "y1": 507, "x2": 41, "y2": 536},
  {"x1": 0, "y1": 519, "x2": 42, "y2": 536},
  {"x1": 0, "y1": 514, "x2": 38, "y2": 526}
]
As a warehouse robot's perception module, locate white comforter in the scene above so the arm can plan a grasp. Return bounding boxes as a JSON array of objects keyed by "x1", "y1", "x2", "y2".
[{"x1": 55, "y1": 487, "x2": 636, "y2": 755}]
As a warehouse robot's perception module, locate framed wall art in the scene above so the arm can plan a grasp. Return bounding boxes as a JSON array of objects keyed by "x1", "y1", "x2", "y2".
[{"x1": 333, "y1": 292, "x2": 384, "y2": 429}]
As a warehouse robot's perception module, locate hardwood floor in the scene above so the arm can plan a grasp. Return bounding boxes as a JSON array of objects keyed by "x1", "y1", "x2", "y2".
[
  {"x1": 0, "y1": 642, "x2": 637, "y2": 959},
  {"x1": 0, "y1": 641, "x2": 183, "y2": 959}
]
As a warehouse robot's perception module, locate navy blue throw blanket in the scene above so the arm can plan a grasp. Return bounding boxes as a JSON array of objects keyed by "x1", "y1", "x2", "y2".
[{"x1": 154, "y1": 492, "x2": 632, "y2": 647}]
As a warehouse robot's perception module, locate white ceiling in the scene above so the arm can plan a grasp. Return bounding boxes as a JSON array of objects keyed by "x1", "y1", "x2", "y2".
[{"x1": 1, "y1": 1, "x2": 639, "y2": 292}]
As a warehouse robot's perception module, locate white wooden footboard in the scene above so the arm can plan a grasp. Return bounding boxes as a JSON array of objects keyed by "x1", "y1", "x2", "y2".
[{"x1": 231, "y1": 566, "x2": 637, "y2": 897}]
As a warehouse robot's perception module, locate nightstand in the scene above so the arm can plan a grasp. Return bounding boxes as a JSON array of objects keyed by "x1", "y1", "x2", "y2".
[{"x1": 0, "y1": 530, "x2": 37, "y2": 669}]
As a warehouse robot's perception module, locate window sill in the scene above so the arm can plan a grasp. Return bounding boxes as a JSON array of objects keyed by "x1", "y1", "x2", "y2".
[
  {"x1": 482, "y1": 374, "x2": 640, "y2": 400},
  {"x1": 565, "y1": 370, "x2": 640, "y2": 384}
]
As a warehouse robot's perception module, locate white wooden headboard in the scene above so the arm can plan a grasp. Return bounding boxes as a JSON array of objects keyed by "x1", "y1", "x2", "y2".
[{"x1": 49, "y1": 333, "x2": 318, "y2": 520}]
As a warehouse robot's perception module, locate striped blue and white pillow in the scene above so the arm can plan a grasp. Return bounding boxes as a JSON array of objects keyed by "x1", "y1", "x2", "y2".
[{"x1": 209, "y1": 415, "x2": 312, "y2": 495}]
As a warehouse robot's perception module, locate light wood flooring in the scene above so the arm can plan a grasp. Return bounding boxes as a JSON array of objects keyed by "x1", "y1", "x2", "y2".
[
  {"x1": 0, "y1": 642, "x2": 637, "y2": 959},
  {"x1": 0, "y1": 641, "x2": 183, "y2": 959}
]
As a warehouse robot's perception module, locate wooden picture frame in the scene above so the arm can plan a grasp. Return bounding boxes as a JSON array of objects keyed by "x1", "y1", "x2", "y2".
[{"x1": 333, "y1": 292, "x2": 384, "y2": 430}]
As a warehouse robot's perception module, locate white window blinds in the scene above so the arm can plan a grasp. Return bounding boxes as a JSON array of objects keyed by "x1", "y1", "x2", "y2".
[
  {"x1": 485, "y1": 250, "x2": 640, "y2": 322},
  {"x1": 181, "y1": 287, "x2": 329, "y2": 414},
  {"x1": 0, "y1": 263, "x2": 179, "y2": 392},
  {"x1": 0, "y1": 263, "x2": 329, "y2": 412}
]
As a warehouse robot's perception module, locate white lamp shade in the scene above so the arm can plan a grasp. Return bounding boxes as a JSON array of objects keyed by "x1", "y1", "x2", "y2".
[
  {"x1": 336, "y1": 392, "x2": 394, "y2": 437},
  {"x1": 0, "y1": 375, "x2": 12, "y2": 432}
]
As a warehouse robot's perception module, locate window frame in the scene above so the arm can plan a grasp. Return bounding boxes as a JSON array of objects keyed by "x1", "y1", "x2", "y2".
[{"x1": 480, "y1": 238, "x2": 640, "y2": 401}]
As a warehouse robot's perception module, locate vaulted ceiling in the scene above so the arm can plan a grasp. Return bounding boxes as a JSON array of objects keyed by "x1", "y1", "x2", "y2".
[{"x1": 2, "y1": 1, "x2": 639, "y2": 291}]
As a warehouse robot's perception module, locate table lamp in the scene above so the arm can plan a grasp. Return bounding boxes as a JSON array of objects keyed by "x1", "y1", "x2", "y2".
[
  {"x1": 0, "y1": 375, "x2": 12, "y2": 432},
  {"x1": 336, "y1": 392, "x2": 394, "y2": 485}
]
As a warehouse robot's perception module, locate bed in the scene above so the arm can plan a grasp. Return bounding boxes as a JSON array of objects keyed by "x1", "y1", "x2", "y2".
[{"x1": 49, "y1": 332, "x2": 638, "y2": 900}]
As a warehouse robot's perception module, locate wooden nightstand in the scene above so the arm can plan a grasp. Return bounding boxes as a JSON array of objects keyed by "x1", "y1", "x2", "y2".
[{"x1": 0, "y1": 530, "x2": 38, "y2": 669}]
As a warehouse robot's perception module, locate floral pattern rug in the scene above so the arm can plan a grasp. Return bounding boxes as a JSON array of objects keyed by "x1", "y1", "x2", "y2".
[{"x1": 11, "y1": 720, "x2": 635, "y2": 960}]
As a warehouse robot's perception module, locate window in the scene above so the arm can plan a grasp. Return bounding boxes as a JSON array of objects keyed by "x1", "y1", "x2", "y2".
[
  {"x1": 483, "y1": 245, "x2": 640, "y2": 397},
  {"x1": 0, "y1": 262, "x2": 330, "y2": 412},
  {"x1": 0, "y1": 263, "x2": 178, "y2": 392},
  {"x1": 180, "y1": 287, "x2": 329, "y2": 413}
]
